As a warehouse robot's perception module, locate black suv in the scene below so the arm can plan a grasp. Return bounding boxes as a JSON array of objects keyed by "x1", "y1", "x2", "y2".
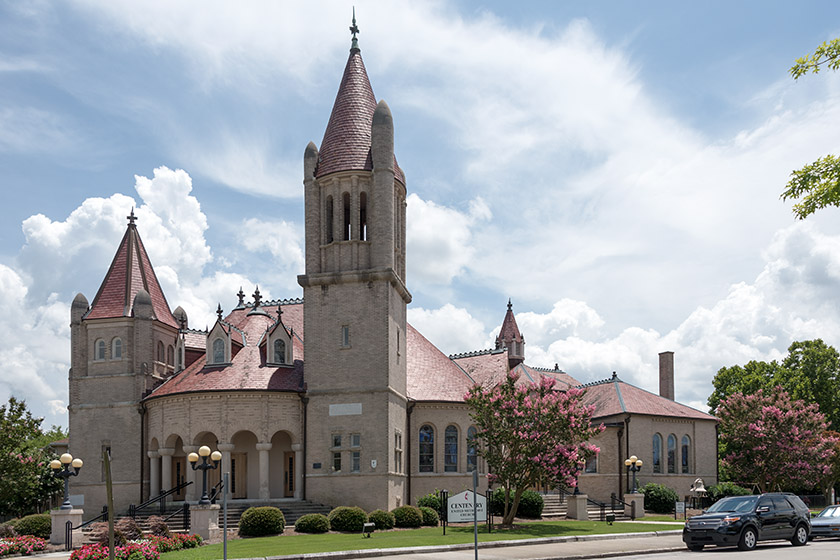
[{"x1": 683, "y1": 493, "x2": 810, "y2": 551}]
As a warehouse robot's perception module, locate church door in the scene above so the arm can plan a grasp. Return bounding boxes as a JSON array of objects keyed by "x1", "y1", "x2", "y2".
[
  {"x1": 231, "y1": 453, "x2": 247, "y2": 499},
  {"x1": 172, "y1": 457, "x2": 187, "y2": 500},
  {"x1": 284, "y1": 452, "x2": 295, "y2": 497}
]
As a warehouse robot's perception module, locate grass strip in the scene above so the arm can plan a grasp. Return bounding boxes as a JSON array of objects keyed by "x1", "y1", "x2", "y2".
[{"x1": 161, "y1": 520, "x2": 683, "y2": 560}]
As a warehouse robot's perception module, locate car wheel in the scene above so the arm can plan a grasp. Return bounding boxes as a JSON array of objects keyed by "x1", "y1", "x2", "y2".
[
  {"x1": 686, "y1": 544, "x2": 704, "y2": 552},
  {"x1": 738, "y1": 527, "x2": 757, "y2": 551},
  {"x1": 791, "y1": 524, "x2": 808, "y2": 546}
]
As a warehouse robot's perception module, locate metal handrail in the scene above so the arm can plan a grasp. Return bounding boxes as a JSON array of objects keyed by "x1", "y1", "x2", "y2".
[
  {"x1": 129, "y1": 480, "x2": 194, "y2": 518},
  {"x1": 208, "y1": 479, "x2": 223, "y2": 504},
  {"x1": 64, "y1": 505, "x2": 109, "y2": 550}
]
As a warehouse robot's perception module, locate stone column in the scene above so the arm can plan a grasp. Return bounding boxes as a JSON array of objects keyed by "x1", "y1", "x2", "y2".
[
  {"x1": 182, "y1": 445, "x2": 198, "y2": 502},
  {"x1": 217, "y1": 442, "x2": 235, "y2": 496},
  {"x1": 256, "y1": 442, "x2": 272, "y2": 500},
  {"x1": 148, "y1": 451, "x2": 161, "y2": 497},
  {"x1": 292, "y1": 443, "x2": 303, "y2": 499},
  {"x1": 567, "y1": 494, "x2": 589, "y2": 521},
  {"x1": 159, "y1": 448, "x2": 174, "y2": 503},
  {"x1": 189, "y1": 504, "x2": 221, "y2": 541},
  {"x1": 624, "y1": 492, "x2": 645, "y2": 519},
  {"x1": 50, "y1": 508, "x2": 84, "y2": 545}
]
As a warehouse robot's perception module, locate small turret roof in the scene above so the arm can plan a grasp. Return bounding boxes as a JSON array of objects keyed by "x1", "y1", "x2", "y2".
[
  {"x1": 315, "y1": 24, "x2": 405, "y2": 184},
  {"x1": 497, "y1": 299, "x2": 523, "y2": 343},
  {"x1": 85, "y1": 210, "x2": 178, "y2": 328}
]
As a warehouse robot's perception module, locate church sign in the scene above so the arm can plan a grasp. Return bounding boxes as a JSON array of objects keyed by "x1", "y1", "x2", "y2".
[{"x1": 447, "y1": 490, "x2": 487, "y2": 523}]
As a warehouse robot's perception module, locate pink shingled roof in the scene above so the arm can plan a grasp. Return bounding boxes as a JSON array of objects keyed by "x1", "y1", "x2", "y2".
[
  {"x1": 147, "y1": 302, "x2": 305, "y2": 398},
  {"x1": 86, "y1": 223, "x2": 177, "y2": 328},
  {"x1": 406, "y1": 324, "x2": 475, "y2": 401},
  {"x1": 497, "y1": 303, "x2": 523, "y2": 342},
  {"x1": 515, "y1": 364, "x2": 581, "y2": 389},
  {"x1": 316, "y1": 48, "x2": 405, "y2": 184},
  {"x1": 450, "y1": 350, "x2": 509, "y2": 388},
  {"x1": 580, "y1": 377, "x2": 716, "y2": 421}
]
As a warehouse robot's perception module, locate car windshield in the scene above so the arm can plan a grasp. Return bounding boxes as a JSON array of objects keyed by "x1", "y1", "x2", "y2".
[
  {"x1": 706, "y1": 496, "x2": 758, "y2": 513},
  {"x1": 817, "y1": 506, "x2": 840, "y2": 518}
]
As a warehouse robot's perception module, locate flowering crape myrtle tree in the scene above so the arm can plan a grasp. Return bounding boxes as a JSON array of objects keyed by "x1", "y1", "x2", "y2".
[
  {"x1": 718, "y1": 388, "x2": 838, "y2": 492},
  {"x1": 465, "y1": 372, "x2": 603, "y2": 526}
]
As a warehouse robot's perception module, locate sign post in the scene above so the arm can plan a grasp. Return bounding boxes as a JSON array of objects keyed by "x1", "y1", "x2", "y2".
[{"x1": 446, "y1": 481, "x2": 487, "y2": 560}]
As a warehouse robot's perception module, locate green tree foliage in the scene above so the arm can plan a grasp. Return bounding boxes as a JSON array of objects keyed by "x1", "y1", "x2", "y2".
[
  {"x1": 0, "y1": 397, "x2": 65, "y2": 517},
  {"x1": 708, "y1": 340, "x2": 840, "y2": 430},
  {"x1": 465, "y1": 372, "x2": 602, "y2": 526},
  {"x1": 640, "y1": 483, "x2": 679, "y2": 514},
  {"x1": 782, "y1": 38, "x2": 840, "y2": 219}
]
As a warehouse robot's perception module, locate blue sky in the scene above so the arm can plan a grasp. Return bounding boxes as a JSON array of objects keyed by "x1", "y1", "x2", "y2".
[{"x1": 2, "y1": 0, "x2": 840, "y2": 428}]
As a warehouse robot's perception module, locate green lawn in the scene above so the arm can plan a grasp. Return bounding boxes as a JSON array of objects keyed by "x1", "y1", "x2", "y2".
[{"x1": 161, "y1": 520, "x2": 684, "y2": 560}]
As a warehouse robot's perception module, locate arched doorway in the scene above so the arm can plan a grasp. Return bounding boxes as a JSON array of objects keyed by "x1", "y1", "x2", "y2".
[{"x1": 269, "y1": 431, "x2": 294, "y2": 498}]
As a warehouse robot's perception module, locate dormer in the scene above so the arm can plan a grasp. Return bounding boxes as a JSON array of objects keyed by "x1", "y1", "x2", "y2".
[
  {"x1": 263, "y1": 306, "x2": 294, "y2": 366},
  {"x1": 205, "y1": 304, "x2": 244, "y2": 366}
]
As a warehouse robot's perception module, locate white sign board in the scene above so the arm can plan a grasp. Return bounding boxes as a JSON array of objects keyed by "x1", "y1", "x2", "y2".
[
  {"x1": 447, "y1": 490, "x2": 487, "y2": 523},
  {"x1": 675, "y1": 501, "x2": 686, "y2": 514}
]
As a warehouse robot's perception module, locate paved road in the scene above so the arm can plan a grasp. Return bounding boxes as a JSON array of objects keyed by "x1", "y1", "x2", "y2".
[{"x1": 614, "y1": 538, "x2": 840, "y2": 559}]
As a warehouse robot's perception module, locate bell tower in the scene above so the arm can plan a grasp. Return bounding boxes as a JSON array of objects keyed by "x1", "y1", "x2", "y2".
[{"x1": 298, "y1": 15, "x2": 410, "y2": 511}]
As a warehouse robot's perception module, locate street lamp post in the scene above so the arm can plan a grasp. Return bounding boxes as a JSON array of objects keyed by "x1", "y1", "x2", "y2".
[
  {"x1": 624, "y1": 455, "x2": 643, "y2": 493},
  {"x1": 50, "y1": 453, "x2": 83, "y2": 510},
  {"x1": 188, "y1": 446, "x2": 221, "y2": 505}
]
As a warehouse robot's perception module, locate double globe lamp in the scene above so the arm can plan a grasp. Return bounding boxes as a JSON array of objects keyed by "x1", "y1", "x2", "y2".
[
  {"x1": 625, "y1": 455, "x2": 643, "y2": 493},
  {"x1": 188, "y1": 446, "x2": 222, "y2": 505},
  {"x1": 50, "y1": 453, "x2": 83, "y2": 510}
]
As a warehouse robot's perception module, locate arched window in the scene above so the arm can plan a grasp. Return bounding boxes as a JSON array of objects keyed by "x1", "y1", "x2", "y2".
[
  {"x1": 466, "y1": 426, "x2": 477, "y2": 472},
  {"x1": 157, "y1": 341, "x2": 165, "y2": 362},
  {"x1": 444, "y1": 425, "x2": 458, "y2": 472},
  {"x1": 681, "y1": 435, "x2": 691, "y2": 474},
  {"x1": 652, "y1": 433, "x2": 662, "y2": 473},
  {"x1": 166, "y1": 345, "x2": 174, "y2": 366},
  {"x1": 212, "y1": 338, "x2": 225, "y2": 364},
  {"x1": 342, "y1": 192, "x2": 351, "y2": 240},
  {"x1": 95, "y1": 339, "x2": 106, "y2": 361},
  {"x1": 419, "y1": 425, "x2": 434, "y2": 473},
  {"x1": 359, "y1": 192, "x2": 367, "y2": 241},
  {"x1": 274, "y1": 339, "x2": 286, "y2": 364},
  {"x1": 111, "y1": 338, "x2": 122, "y2": 360},
  {"x1": 325, "y1": 196, "x2": 334, "y2": 243},
  {"x1": 667, "y1": 434, "x2": 677, "y2": 474}
]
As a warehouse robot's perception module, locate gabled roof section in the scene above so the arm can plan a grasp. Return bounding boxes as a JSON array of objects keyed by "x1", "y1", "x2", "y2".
[
  {"x1": 497, "y1": 299, "x2": 523, "y2": 343},
  {"x1": 86, "y1": 212, "x2": 177, "y2": 328},
  {"x1": 315, "y1": 42, "x2": 405, "y2": 184},
  {"x1": 406, "y1": 324, "x2": 475, "y2": 401},
  {"x1": 579, "y1": 374, "x2": 716, "y2": 421}
]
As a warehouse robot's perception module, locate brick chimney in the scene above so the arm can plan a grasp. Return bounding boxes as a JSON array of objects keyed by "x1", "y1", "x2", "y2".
[{"x1": 659, "y1": 351, "x2": 674, "y2": 400}]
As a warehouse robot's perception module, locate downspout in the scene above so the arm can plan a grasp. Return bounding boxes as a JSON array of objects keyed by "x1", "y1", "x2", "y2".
[
  {"x1": 624, "y1": 415, "x2": 631, "y2": 494},
  {"x1": 715, "y1": 423, "x2": 719, "y2": 484},
  {"x1": 299, "y1": 394, "x2": 309, "y2": 500},
  {"x1": 617, "y1": 426, "x2": 624, "y2": 498},
  {"x1": 140, "y1": 401, "x2": 146, "y2": 502},
  {"x1": 406, "y1": 401, "x2": 415, "y2": 504}
]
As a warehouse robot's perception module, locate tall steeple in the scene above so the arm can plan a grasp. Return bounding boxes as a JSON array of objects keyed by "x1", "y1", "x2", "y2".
[
  {"x1": 496, "y1": 299, "x2": 525, "y2": 369},
  {"x1": 86, "y1": 210, "x2": 177, "y2": 327}
]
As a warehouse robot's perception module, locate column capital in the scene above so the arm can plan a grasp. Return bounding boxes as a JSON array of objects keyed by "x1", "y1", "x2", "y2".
[
  {"x1": 147, "y1": 450, "x2": 161, "y2": 459},
  {"x1": 291, "y1": 443, "x2": 302, "y2": 452},
  {"x1": 182, "y1": 445, "x2": 198, "y2": 454},
  {"x1": 217, "y1": 443, "x2": 235, "y2": 452},
  {"x1": 256, "y1": 442, "x2": 273, "y2": 452},
  {"x1": 159, "y1": 447, "x2": 175, "y2": 457}
]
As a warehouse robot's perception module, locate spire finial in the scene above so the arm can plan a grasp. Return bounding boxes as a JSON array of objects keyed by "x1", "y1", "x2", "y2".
[
  {"x1": 349, "y1": 7, "x2": 360, "y2": 51},
  {"x1": 127, "y1": 208, "x2": 137, "y2": 227},
  {"x1": 237, "y1": 287, "x2": 245, "y2": 307},
  {"x1": 252, "y1": 286, "x2": 262, "y2": 309},
  {"x1": 507, "y1": 298, "x2": 512, "y2": 311},
  {"x1": 277, "y1": 305, "x2": 284, "y2": 321},
  {"x1": 216, "y1": 303, "x2": 223, "y2": 321}
]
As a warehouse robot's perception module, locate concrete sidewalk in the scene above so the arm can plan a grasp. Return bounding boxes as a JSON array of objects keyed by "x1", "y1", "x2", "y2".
[{"x1": 36, "y1": 530, "x2": 685, "y2": 560}]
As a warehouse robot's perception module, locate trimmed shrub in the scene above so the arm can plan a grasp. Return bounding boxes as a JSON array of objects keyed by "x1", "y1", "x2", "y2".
[
  {"x1": 0, "y1": 523, "x2": 17, "y2": 538},
  {"x1": 368, "y1": 509, "x2": 395, "y2": 530},
  {"x1": 327, "y1": 506, "x2": 367, "y2": 532},
  {"x1": 13, "y1": 513, "x2": 51, "y2": 539},
  {"x1": 145, "y1": 516, "x2": 170, "y2": 538},
  {"x1": 416, "y1": 490, "x2": 442, "y2": 512},
  {"x1": 419, "y1": 506, "x2": 439, "y2": 526},
  {"x1": 517, "y1": 490, "x2": 544, "y2": 518},
  {"x1": 640, "y1": 482, "x2": 680, "y2": 514},
  {"x1": 115, "y1": 517, "x2": 142, "y2": 541},
  {"x1": 707, "y1": 482, "x2": 751, "y2": 501},
  {"x1": 488, "y1": 488, "x2": 505, "y2": 516},
  {"x1": 391, "y1": 505, "x2": 422, "y2": 528},
  {"x1": 238, "y1": 506, "x2": 285, "y2": 537},
  {"x1": 89, "y1": 522, "x2": 127, "y2": 546},
  {"x1": 294, "y1": 514, "x2": 329, "y2": 534}
]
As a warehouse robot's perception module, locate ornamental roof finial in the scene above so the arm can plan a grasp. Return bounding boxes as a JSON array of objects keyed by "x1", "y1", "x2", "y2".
[
  {"x1": 216, "y1": 303, "x2": 223, "y2": 321},
  {"x1": 127, "y1": 208, "x2": 137, "y2": 227},
  {"x1": 349, "y1": 7, "x2": 360, "y2": 52},
  {"x1": 237, "y1": 287, "x2": 245, "y2": 307}
]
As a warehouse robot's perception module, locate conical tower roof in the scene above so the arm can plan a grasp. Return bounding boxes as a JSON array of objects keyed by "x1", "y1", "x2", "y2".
[
  {"x1": 85, "y1": 210, "x2": 178, "y2": 328},
  {"x1": 315, "y1": 27, "x2": 405, "y2": 184},
  {"x1": 497, "y1": 299, "x2": 523, "y2": 343}
]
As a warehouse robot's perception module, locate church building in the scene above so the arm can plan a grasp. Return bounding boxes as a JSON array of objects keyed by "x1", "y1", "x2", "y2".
[{"x1": 67, "y1": 24, "x2": 717, "y2": 517}]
